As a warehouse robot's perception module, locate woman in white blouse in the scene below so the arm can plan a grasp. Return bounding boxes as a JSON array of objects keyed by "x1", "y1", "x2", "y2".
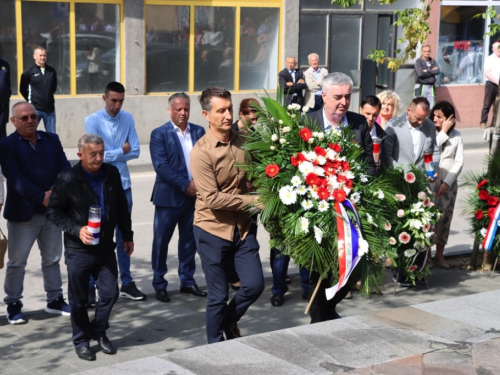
[{"x1": 430, "y1": 101, "x2": 464, "y2": 268}]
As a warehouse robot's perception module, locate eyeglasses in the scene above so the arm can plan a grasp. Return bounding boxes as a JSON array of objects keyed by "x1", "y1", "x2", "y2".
[{"x1": 14, "y1": 114, "x2": 38, "y2": 122}]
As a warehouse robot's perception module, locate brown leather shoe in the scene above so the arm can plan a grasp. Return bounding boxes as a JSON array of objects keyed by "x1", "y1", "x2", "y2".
[{"x1": 225, "y1": 322, "x2": 242, "y2": 340}]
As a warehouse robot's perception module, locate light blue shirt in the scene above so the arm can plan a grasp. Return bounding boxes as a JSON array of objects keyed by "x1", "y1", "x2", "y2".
[
  {"x1": 312, "y1": 68, "x2": 323, "y2": 96},
  {"x1": 84, "y1": 108, "x2": 140, "y2": 190},
  {"x1": 322, "y1": 108, "x2": 348, "y2": 133}
]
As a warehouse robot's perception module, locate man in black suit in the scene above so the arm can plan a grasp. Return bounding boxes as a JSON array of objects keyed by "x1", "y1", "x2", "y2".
[
  {"x1": 306, "y1": 72, "x2": 376, "y2": 323},
  {"x1": 278, "y1": 57, "x2": 306, "y2": 107},
  {"x1": 359, "y1": 95, "x2": 387, "y2": 168}
]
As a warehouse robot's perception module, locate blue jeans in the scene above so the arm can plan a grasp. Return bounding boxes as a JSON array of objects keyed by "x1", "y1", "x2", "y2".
[
  {"x1": 36, "y1": 110, "x2": 56, "y2": 134},
  {"x1": 90, "y1": 188, "x2": 133, "y2": 288},
  {"x1": 4, "y1": 214, "x2": 63, "y2": 304}
]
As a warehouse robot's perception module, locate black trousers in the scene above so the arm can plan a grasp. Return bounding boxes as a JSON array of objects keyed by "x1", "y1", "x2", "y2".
[
  {"x1": 65, "y1": 249, "x2": 119, "y2": 348},
  {"x1": 481, "y1": 81, "x2": 498, "y2": 124},
  {"x1": 194, "y1": 224, "x2": 264, "y2": 343},
  {"x1": 308, "y1": 271, "x2": 350, "y2": 324},
  {"x1": 0, "y1": 102, "x2": 9, "y2": 140}
]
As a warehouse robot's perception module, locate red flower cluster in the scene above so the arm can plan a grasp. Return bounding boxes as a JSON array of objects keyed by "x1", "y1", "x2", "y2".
[
  {"x1": 475, "y1": 209, "x2": 484, "y2": 220},
  {"x1": 265, "y1": 164, "x2": 280, "y2": 178},
  {"x1": 290, "y1": 153, "x2": 307, "y2": 167},
  {"x1": 479, "y1": 190, "x2": 489, "y2": 201},
  {"x1": 488, "y1": 207, "x2": 497, "y2": 220},
  {"x1": 477, "y1": 179, "x2": 488, "y2": 189},
  {"x1": 299, "y1": 128, "x2": 313, "y2": 142},
  {"x1": 476, "y1": 178, "x2": 499, "y2": 221}
]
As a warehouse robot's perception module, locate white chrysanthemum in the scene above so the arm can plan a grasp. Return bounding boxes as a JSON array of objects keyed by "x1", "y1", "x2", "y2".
[
  {"x1": 271, "y1": 134, "x2": 278, "y2": 142},
  {"x1": 326, "y1": 149, "x2": 337, "y2": 160},
  {"x1": 270, "y1": 146, "x2": 276, "y2": 150},
  {"x1": 341, "y1": 170, "x2": 355, "y2": 180},
  {"x1": 296, "y1": 185, "x2": 308, "y2": 195},
  {"x1": 404, "y1": 249, "x2": 417, "y2": 257},
  {"x1": 318, "y1": 200, "x2": 329, "y2": 212},
  {"x1": 279, "y1": 186, "x2": 297, "y2": 205},
  {"x1": 418, "y1": 191, "x2": 427, "y2": 200},
  {"x1": 316, "y1": 156, "x2": 327, "y2": 166},
  {"x1": 317, "y1": 132, "x2": 325, "y2": 140},
  {"x1": 299, "y1": 217, "x2": 310, "y2": 233},
  {"x1": 279, "y1": 138, "x2": 286, "y2": 144},
  {"x1": 291, "y1": 176, "x2": 302, "y2": 187},
  {"x1": 350, "y1": 191, "x2": 361, "y2": 203},
  {"x1": 282, "y1": 126, "x2": 291, "y2": 133},
  {"x1": 327, "y1": 175, "x2": 340, "y2": 189},
  {"x1": 303, "y1": 151, "x2": 317, "y2": 162},
  {"x1": 308, "y1": 187, "x2": 319, "y2": 200},
  {"x1": 359, "y1": 174, "x2": 368, "y2": 183},
  {"x1": 314, "y1": 226, "x2": 323, "y2": 244},
  {"x1": 343, "y1": 186, "x2": 351, "y2": 195},
  {"x1": 358, "y1": 238, "x2": 369, "y2": 256},
  {"x1": 298, "y1": 161, "x2": 315, "y2": 175},
  {"x1": 301, "y1": 200, "x2": 313, "y2": 211},
  {"x1": 314, "y1": 167, "x2": 325, "y2": 176},
  {"x1": 302, "y1": 106, "x2": 310, "y2": 113},
  {"x1": 408, "y1": 219, "x2": 423, "y2": 230}
]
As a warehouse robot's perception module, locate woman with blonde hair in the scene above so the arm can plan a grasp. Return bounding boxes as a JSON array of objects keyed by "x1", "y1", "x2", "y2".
[{"x1": 376, "y1": 90, "x2": 401, "y2": 128}]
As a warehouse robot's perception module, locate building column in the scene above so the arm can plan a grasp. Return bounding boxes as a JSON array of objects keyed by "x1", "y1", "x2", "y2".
[
  {"x1": 283, "y1": 0, "x2": 300, "y2": 64},
  {"x1": 124, "y1": 0, "x2": 145, "y2": 95}
]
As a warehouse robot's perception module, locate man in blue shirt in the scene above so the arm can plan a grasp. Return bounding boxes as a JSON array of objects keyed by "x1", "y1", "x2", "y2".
[{"x1": 84, "y1": 81, "x2": 145, "y2": 302}]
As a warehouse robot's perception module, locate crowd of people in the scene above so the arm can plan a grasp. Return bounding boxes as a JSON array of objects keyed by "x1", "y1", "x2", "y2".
[{"x1": 0, "y1": 42, "x2": 471, "y2": 362}]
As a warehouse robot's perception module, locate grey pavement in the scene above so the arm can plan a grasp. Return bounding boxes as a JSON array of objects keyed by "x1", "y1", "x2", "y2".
[{"x1": 0, "y1": 127, "x2": 496, "y2": 374}]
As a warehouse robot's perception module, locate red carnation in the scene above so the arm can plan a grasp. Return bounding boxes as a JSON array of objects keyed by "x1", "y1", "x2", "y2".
[
  {"x1": 317, "y1": 186, "x2": 330, "y2": 200},
  {"x1": 477, "y1": 179, "x2": 488, "y2": 189},
  {"x1": 265, "y1": 164, "x2": 280, "y2": 178},
  {"x1": 314, "y1": 146, "x2": 327, "y2": 157},
  {"x1": 475, "y1": 210, "x2": 484, "y2": 220},
  {"x1": 337, "y1": 174, "x2": 347, "y2": 183},
  {"x1": 297, "y1": 153, "x2": 307, "y2": 162},
  {"x1": 332, "y1": 189, "x2": 347, "y2": 202},
  {"x1": 488, "y1": 207, "x2": 496, "y2": 219},
  {"x1": 345, "y1": 179, "x2": 354, "y2": 189},
  {"x1": 316, "y1": 177, "x2": 328, "y2": 187},
  {"x1": 408, "y1": 265, "x2": 417, "y2": 273},
  {"x1": 329, "y1": 143, "x2": 341, "y2": 153},
  {"x1": 488, "y1": 196, "x2": 499, "y2": 207},
  {"x1": 290, "y1": 155, "x2": 299, "y2": 167},
  {"x1": 299, "y1": 128, "x2": 313, "y2": 142},
  {"x1": 305, "y1": 173, "x2": 320, "y2": 186},
  {"x1": 340, "y1": 161, "x2": 350, "y2": 171},
  {"x1": 478, "y1": 190, "x2": 490, "y2": 201}
]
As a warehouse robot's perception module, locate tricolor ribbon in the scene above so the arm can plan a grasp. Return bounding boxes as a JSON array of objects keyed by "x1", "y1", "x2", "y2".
[
  {"x1": 325, "y1": 199, "x2": 364, "y2": 300},
  {"x1": 88, "y1": 218, "x2": 101, "y2": 245},
  {"x1": 482, "y1": 204, "x2": 500, "y2": 251}
]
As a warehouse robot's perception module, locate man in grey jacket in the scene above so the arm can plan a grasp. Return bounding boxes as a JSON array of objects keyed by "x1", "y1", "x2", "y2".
[{"x1": 414, "y1": 45, "x2": 440, "y2": 108}]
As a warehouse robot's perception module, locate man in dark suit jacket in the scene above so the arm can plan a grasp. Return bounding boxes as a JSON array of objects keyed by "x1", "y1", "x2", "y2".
[
  {"x1": 359, "y1": 95, "x2": 387, "y2": 168},
  {"x1": 306, "y1": 72, "x2": 376, "y2": 323},
  {"x1": 279, "y1": 57, "x2": 307, "y2": 107},
  {"x1": 0, "y1": 102, "x2": 70, "y2": 325},
  {"x1": 150, "y1": 92, "x2": 207, "y2": 303}
]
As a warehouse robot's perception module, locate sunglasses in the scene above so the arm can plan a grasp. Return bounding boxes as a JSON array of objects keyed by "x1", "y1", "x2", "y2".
[{"x1": 14, "y1": 114, "x2": 38, "y2": 122}]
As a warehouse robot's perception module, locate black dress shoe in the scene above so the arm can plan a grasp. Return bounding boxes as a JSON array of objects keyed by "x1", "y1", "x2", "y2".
[
  {"x1": 75, "y1": 346, "x2": 96, "y2": 361},
  {"x1": 270, "y1": 293, "x2": 284, "y2": 306},
  {"x1": 180, "y1": 285, "x2": 207, "y2": 297},
  {"x1": 155, "y1": 289, "x2": 170, "y2": 302},
  {"x1": 96, "y1": 334, "x2": 114, "y2": 354},
  {"x1": 302, "y1": 293, "x2": 309, "y2": 301}
]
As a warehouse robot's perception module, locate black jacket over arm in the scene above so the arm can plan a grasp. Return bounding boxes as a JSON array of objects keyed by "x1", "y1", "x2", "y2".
[{"x1": 46, "y1": 162, "x2": 133, "y2": 253}]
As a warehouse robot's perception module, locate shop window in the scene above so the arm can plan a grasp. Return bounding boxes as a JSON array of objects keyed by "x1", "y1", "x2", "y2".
[
  {"x1": 330, "y1": 16, "x2": 361, "y2": 86},
  {"x1": 299, "y1": 14, "x2": 328, "y2": 68},
  {"x1": 146, "y1": 5, "x2": 189, "y2": 93},
  {"x1": 75, "y1": 3, "x2": 121, "y2": 94},
  {"x1": 438, "y1": 5, "x2": 486, "y2": 85},
  {"x1": 239, "y1": 7, "x2": 279, "y2": 91},
  {"x1": 0, "y1": 0, "x2": 17, "y2": 95}
]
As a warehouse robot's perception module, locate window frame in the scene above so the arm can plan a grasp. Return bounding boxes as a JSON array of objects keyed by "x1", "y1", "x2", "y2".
[
  {"x1": 14, "y1": 0, "x2": 124, "y2": 97},
  {"x1": 144, "y1": 0, "x2": 282, "y2": 94}
]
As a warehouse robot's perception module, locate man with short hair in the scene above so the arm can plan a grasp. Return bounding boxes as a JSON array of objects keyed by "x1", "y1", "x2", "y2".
[
  {"x1": 0, "y1": 57, "x2": 12, "y2": 139},
  {"x1": 47, "y1": 134, "x2": 133, "y2": 361},
  {"x1": 190, "y1": 86, "x2": 264, "y2": 343},
  {"x1": 84, "y1": 81, "x2": 145, "y2": 302},
  {"x1": 150, "y1": 92, "x2": 207, "y2": 303},
  {"x1": 20, "y1": 46, "x2": 57, "y2": 133},
  {"x1": 359, "y1": 95, "x2": 387, "y2": 166},
  {"x1": 0, "y1": 102, "x2": 71, "y2": 324},
  {"x1": 304, "y1": 53, "x2": 328, "y2": 112},
  {"x1": 480, "y1": 41, "x2": 500, "y2": 128},
  {"x1": 414, "y1": 45, "x2": 440, "y2": 108},
  {"x1": 279, "y1": 56, "x2": 307, "y2": 107}
]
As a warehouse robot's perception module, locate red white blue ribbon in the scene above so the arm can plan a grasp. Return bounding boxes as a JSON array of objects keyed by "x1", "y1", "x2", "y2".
[
  {"x1": 482, "y1": 204, "x2": 500, "y2": 251},
  {"x1": 325, "y1": 199, "x2": 363, "y2": 300}
]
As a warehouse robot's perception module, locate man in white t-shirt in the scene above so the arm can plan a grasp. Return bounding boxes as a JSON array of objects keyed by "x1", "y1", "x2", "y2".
[{"x1": 481, "y1": 41, "x2": 500, "y2": 128}]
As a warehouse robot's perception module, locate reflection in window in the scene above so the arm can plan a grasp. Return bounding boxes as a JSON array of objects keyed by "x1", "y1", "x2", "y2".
[
  {"x1": 376, "y1": 16, "x2": 391, "y2": 87},
  {"x1": 299, "y1": 14, "x2": 327, "y2": 67},
  {"x1": 21, "y1": 1, "x2": 70, "y2": 94},
  {"x1": 438, "y1": 6, "x2": 485, "y2": 85},
  {"x1": 146, "y1": 5, "x2": 189, "y2": 93},
  {"x1": 330, "y1": 17, "x2": 361, "y2": 86},
  {"x1": 239, "y1": 7, "x2": 279, "y2": 91},
  {"x1": 195, "y1": 7, "x2": 235, "y2": 92},
  {"x1": 0, "y1": 1, "x2": 17, "y2": 95},
  {"x1": 75, "y1": 3, "x2": 121, "y2": 94}
]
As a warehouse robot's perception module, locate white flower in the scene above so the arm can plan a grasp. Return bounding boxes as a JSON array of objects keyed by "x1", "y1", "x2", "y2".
[
  {"x1": 316, "y1": 156, "x2": 327, "y2": 166},
  {"x1": 314, "y1": 226, "x2": 323, "y2": 244},
  {"x1": 314, "y1": 167, "x2": 325, "y2": 176},
  {"x1": 279, "y1": 138, "x2": 286, "y2": 144},
  {"x1": 308, "y1": 186, "x2": 319, "y2": 200},
  {"x1": 384, "y1": 222, "x2": 391, "y2": 231},
  {"x1": 358, "y1": 238, "x2": 369, "y2": 256},
  {"x1": 313, "y1": 132, "x2": 319, "y2": 138},
  {"x1": 350, "y1": 191, "x2": 361, "y2": 203},
  {"x1": 291, "y1": 176, "x2": 302, "y2": 187},
  {"x1": 271, "y1": 134, "x2": 278, "y2": 142},
  {"x1": 326, "y1": 149, "x2": 337, "y2": 161},
  {"x1": 414, "y1": 241, "x2": 425, "y2": 250},
  {"x1": 296, "y1": 185, "x2": 308, "y2": 195},
  {"x1": 389, "y1": 237, "x2": 397, "y2": 245},
  {"x1": 425, "y1": 232, "x2": 434, "y2": 238},
  {"x1": 359, "y1": 174, "x2": 368, "y2": 183},
  {"x1": 395, "y1": 194, "x2": 406, "y2": 201},
  {"x1": 366, "y1": 213, "x2": 378, "y2": 227},
  {"x1": 279, "y1": 186, "x2": 297, "y2": 205},
  {"x1": 302, "y1": 106, "x2": 310, "y2": 113},
  {"x1": 418, "y1": 191, "x2": 427, "y2": 200},
  {"x1": 278, "y1": 119, "x2": 283, "y2": 125},
  {"x1": 303, "y1": 151, "x2": 317, "y2": 162},
  {"x1": 298, "y1": 161, "x2": 315, "y2": 175},
  {"x1": 299, "y1": 217, "x2": 310, "y2": 233},
  {"x1": 317, "y1": 132, "x2": 325, "y2": 140},
  {"x1": 327, "y1": 175, "x2": 340, "y2": 189},
  {"x1": 282, "y1": 126, "x2": 291, "y2": 133},
  {"x1": 290, "y1": 114, "x2": 296, "y2": 119},
  {"x1": 480, "y1": 228, "x2": 487, "y2": 238},
  {"x1": 404, "y1": 249, "x2": 417, "y2": 257},
  {"x1": 294, "y1": 103, "x2": 302, "y2": 110},
  {"x1": 318, "y1": 201, "x2": 329, "y2": 212},
  {"x1": 308, "y1": 138, "x2": 315, "y2": 144},
  {"x1": 397, "y1": 209, "x2": 405, "y2": 218},
  {"x1": 287, "y1": 104, "x2": 293, "y2": 110},
  {"x1": 270, "y1": 146, "x2": 276, "y2": 150},
  {"x1": 301, "y1": 200, "x2": 313, "y2": 211},
  {"x1": 408, "y1": 219, "x2": 423, "y2": 230},
  {"x1": 377, "y1": 189, "x2": 385, "y2": 199}
]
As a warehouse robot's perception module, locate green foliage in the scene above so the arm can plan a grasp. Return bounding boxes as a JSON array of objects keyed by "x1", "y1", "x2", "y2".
[{"x1": 474, "y1": 6, "x2": 500, "y2": 38}]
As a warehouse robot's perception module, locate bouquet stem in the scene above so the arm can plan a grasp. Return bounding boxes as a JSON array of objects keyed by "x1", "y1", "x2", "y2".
[{"x1": 304, "y1": 277, "x2": 322, "y2": 315}]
